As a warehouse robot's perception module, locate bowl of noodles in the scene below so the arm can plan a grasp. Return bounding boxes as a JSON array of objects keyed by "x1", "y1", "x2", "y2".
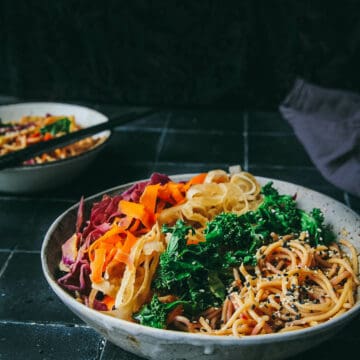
[
  {"x1": 41, "y1": 169, "x2": 360, "y2": 360},
  {"x1": 0, "y1": 102, "x2": 110, "y2": 193}
]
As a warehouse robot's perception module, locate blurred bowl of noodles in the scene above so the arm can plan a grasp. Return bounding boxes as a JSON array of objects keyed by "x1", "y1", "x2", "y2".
[
  {"x1": 41, "y1": 174, "x2": 360, "y2": 360},
  {"x1": 0, "y1": 102, "x2": 110, "y2": 193}
]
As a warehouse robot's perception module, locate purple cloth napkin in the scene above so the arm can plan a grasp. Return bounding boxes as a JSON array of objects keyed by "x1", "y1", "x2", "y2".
[{"x1": 279, "y1": 79, "x2": 360, "y2": 197}]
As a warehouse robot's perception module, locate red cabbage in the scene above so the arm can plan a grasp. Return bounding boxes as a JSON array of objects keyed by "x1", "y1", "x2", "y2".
[
  {"x1": 122, "y1": 173, "x2": 171, "y2": 202},
  {"x1": 58, "y1": 259, "x2": 91, "y2": 293},
  {"x1": 82, "y1": 194, "x2": 123, "y2": 239},
  {"x1": 58, "y1": 172, "x2": 172, "y2": 297},
  {"x1": 60, "y1": 234, "x2": 79, "y2": 268}
]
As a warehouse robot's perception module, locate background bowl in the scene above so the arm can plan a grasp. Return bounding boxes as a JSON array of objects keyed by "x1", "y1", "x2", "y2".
[
  {"x1": 41, "y1": 175, "x2": 360, "y2": 360},
  {"x1": 0, "y1": 102, "x2": 110, "y2": 194}
]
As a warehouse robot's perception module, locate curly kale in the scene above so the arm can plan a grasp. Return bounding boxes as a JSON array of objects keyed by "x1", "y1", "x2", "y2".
[
  {"x1": 40, "y1": 118, "x2": 71, "y2": 135},
  {"x1": 299, "y1": 208, "x2": 335, "y2": 246},
  {"x1": 202, "y1": 182, "x2": 304, "y2": 267},
  {"x1": 153, "y1": 221, "x2": 201, "y2": 292},
  {"x1": 204, "y1": 183, "x2": 334, "y2": 265},
  {"x1": 203, "y1": 211, "x2": 266, "y2": 267},
  {"x1": 261, "y1": 183, "x2": 334, "y2": 246},
  {"x1": 153, "y1": 220, "x2": 225, "y2": 313},
  {"x1": 133, "y1": 295, "x2": 186, "y2": 329}
]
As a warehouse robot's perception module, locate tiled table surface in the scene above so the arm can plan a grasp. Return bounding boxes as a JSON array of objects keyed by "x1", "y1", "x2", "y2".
[{"x1": 0, "y1": 103, "x2": 359, "y2": 359}]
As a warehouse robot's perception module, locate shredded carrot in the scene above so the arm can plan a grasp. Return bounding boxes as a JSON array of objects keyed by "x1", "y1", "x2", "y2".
[
  {"x1": 157, "y1": 185, "x2": 175, "y2": 204},
  {"x1": 184, "y1": 173, "x2": 207, "y2": 190},
  {"x1": 142, "y1": 211, "x2": 154, "y2": 229},
  {"x1": 122, "y1": 231, "x2": 139, "y2": 254},
  {"x1": 43, "y1": 132, "x2": 53, "y2": 141},
  {"x1": 44, "y1": 115, "x2": 62, "y2": 125},
  {"x1": 155, "y1": 200, "x2": 167, "y2": 213},
  {"x1": 129, "y1": 218, "x2": 141, "y2": 233},
  {"x1": 94, "y1": 225, "x2": 125, "y2": 244},
  {"x1": 119, "y1": 200, "x2": 145, "y2": 218},
  {"x1": 90, "y1": 248, "x2": 106, "y2": 283},
  {"x1": 103, "y1": 247, "x2": 118, "y2": 269},
  {"x1": 113, "y1": 249, "x2": 134, "y2": 271},
  {"x1": 140, "y1": 183, "x2": 160, "y2": 214},
  {"x1": 88, "y1": 225, "x2": 126, "y2": 261},
  {"x1": 118, "y1": 216, "x2": 133, "y2": 229},
  {"x1": 102, "y1": 295, "x2": 115, "y2": 311},
  {"x1": 168, "y1": 183, "x2": 185, "y2": 203},
  {"x1": 119, "y1": 200, "x2": 153, "y2": 229},
  {"x1": 156, "y1": 182, "x2": 183, "y2": 205},
  {"x1": 186, "y1": 237, "x2": 203, "y2": 245}
]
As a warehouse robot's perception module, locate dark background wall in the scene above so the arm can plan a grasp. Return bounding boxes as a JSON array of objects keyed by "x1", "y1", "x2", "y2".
[{"x1": 1, "y1": 1, "x2": 360, "y2": 110}]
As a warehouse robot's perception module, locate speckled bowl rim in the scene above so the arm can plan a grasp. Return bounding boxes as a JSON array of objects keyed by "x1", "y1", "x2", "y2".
[
  {"x1": 41, "y1": 175, "x2": 360, "y2": 346},
  {"x1": 0, "y1": 102, "x2": 111, "y2": 172}
]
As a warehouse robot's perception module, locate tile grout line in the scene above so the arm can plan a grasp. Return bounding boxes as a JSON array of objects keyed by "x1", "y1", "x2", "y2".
[
  {"x1": 248, "y1": 164, "x2": 319, "y2": 170},
  {"x1": 115, "y1": 126, "x2": 243, "y2": 136},
  {"x1": 115, "y1": 126, "x2": 164, "y2": 133},
  {"x1": 0, "y1": 196, "x2": 76, "y2": 203},
  {"x1": 243, "y1": 112, "x2": 249, "y2": 171},
  {"x1": 13, "y1": 249, "x2": 41, "y2": 254},
  {"x1": 0, "y1": 248, "x2": 16, "y2": 279},
  {"x1": 153, "y1": 112, "x2": 170, "y2": 171},
  {"x1": 0, "y1": 319, "x2": 90, "y2": 328},
  {"x1": 98, "y1": 339, "x2": 107, "y2": 360},
  {"x1": 244, "y1": 131, "x2": 294, "y2": 136}
]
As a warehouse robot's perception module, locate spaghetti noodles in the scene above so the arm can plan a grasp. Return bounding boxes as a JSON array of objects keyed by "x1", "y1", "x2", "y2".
[{"x1": 176, "y1": 233, "x2": 359, "y2": 336}]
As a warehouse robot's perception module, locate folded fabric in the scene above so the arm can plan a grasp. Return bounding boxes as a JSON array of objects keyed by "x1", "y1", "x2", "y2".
[{"x1": 279, "y1": 79, "x2": 360, "y2": 197}]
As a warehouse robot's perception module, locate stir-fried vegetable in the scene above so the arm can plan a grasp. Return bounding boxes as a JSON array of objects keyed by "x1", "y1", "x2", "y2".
[{"x1": 39, "y1": 117, "x2": 71, "y2": 136}]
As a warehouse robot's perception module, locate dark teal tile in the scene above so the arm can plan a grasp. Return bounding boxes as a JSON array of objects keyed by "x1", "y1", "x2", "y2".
[
  {"x1": 0, "y1": 323, "x2": 102, "y2": 360},
  {"x1": 0, "y1": 198, "x2": 73, "y2": 250},
  {"x1": 248, "y1": 134, "x2": 313, "y2": 167},
  {"x1": 101, "y1": 341, "x2": 142, "y2": 360},
  {"x1": 0, "y1": 253, "x2": 82, "y2": 324},
  {"x1": 168, "y1": 110, "x2": 244, "y2": 131},
  {"x1": 159, "y1": 131, "x2": 244, "y2": 163},
  {"x1": 154, "y1": 163, "x2": 229, "y2": 177},
  {"x1": 48, "y1": 160, "x2": 155, "y2": 200},
  {"x1": 91, "y1": 104, "x2": 135, "y2": 118},
  {"x1": 90, "y1": 107, "x2": 167, "y2": 129},
  {"x1": 107, "y1": 129, "x2": 161, "y2": 161},
  {"x1": 122, "y1": 110, "x2": 168, "y2": 129},
  {"x1": 248, "y1": 111, "x2": 293, "y2": 134}
]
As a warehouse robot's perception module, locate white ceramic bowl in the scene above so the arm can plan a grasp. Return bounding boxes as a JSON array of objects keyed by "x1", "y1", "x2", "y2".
[
  {"x1": 41, "y1": 175, "x2": 360, "y2": 360},
  {"x1": 0, "y1": 102, "x2": 110, "y2": 193}
]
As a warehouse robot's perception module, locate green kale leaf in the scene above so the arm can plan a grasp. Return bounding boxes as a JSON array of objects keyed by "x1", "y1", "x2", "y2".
[
  {"x1": 154, "y1": 220, "x2": 225, "y2": 313},
  {"x1": 133, "y1": 294, "x2": 186, "y2": 329},
  {"x1": 300, "y1": 208, "x2": 335, "y2": 246},
  {"x1": 40, "y1": 118, "x2": 71, "y2": 136}
]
